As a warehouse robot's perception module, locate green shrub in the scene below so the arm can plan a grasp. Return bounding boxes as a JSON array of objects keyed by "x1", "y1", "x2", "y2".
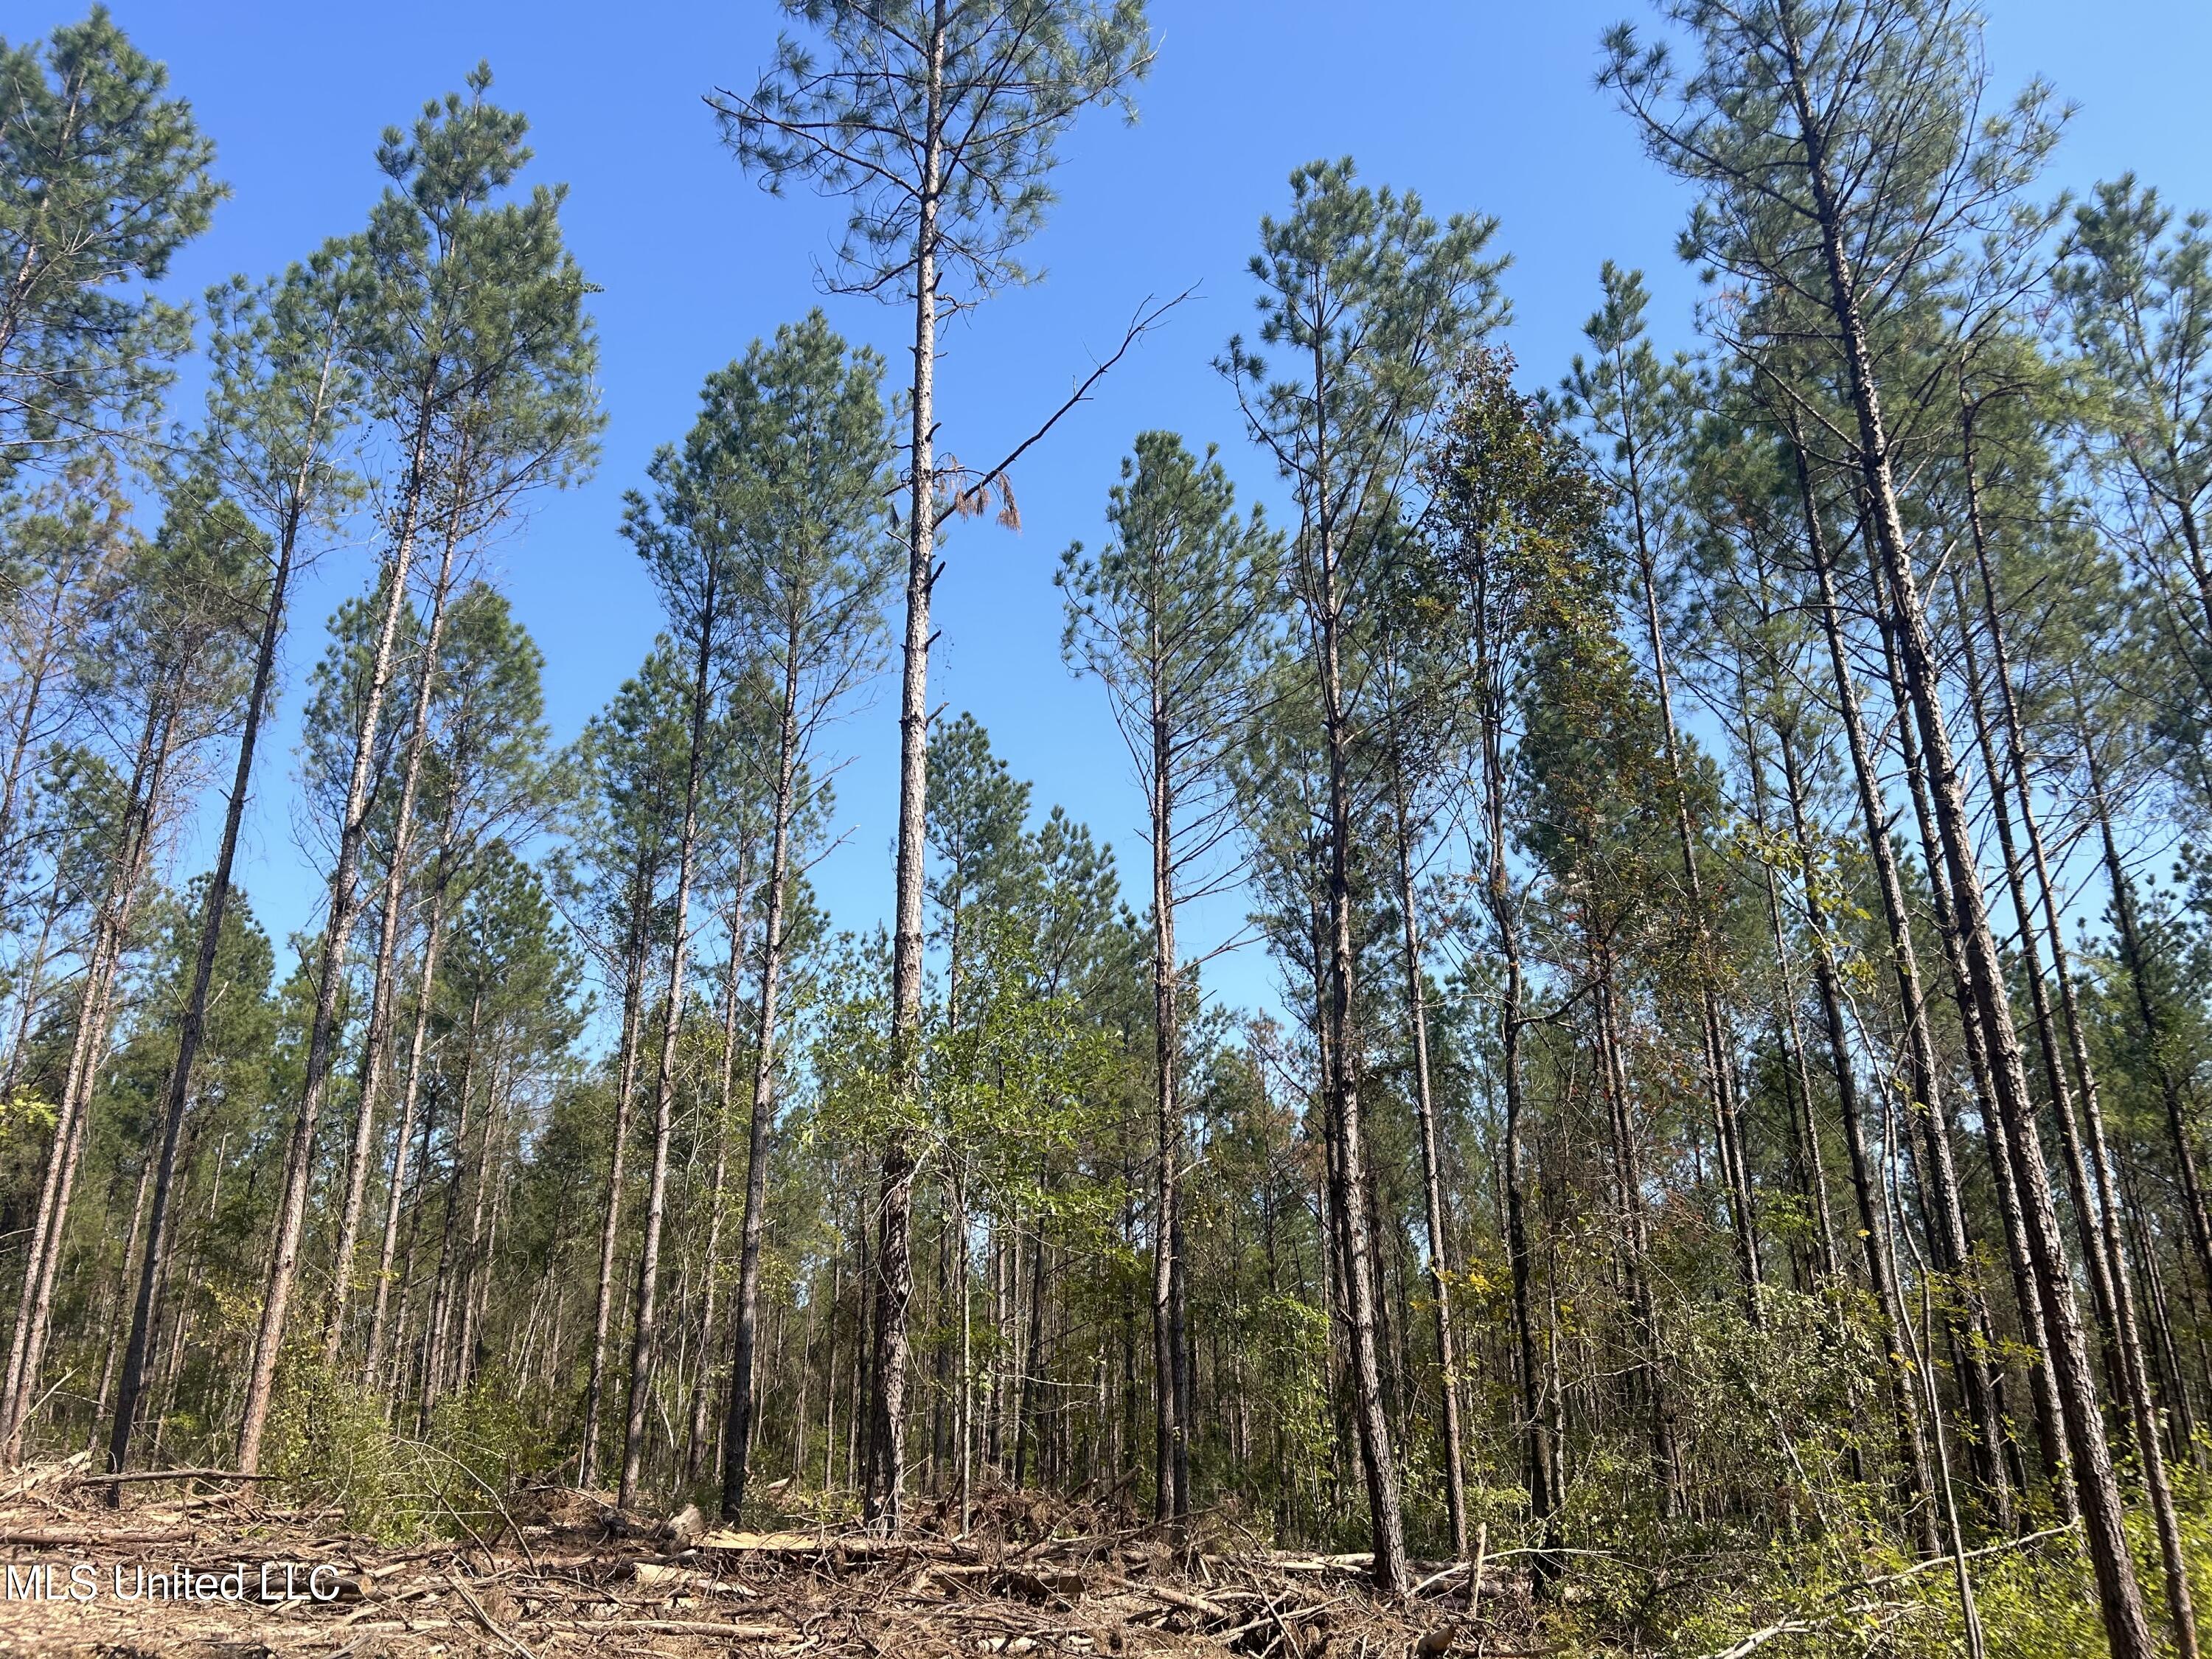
[{"x1": 265, "y1": 1353, "x2": 557, "y2": 1546}]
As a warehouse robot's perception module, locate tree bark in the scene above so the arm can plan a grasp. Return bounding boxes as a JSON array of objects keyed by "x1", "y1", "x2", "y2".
[
  {"x1": 618, "y1": 557, "x2": 720, "y2": 1510},
  {"x1": 1619, "y1": 425, "x2": 1760, "y2": 1318},
  {"x1": 1783, "y1": 443, "x2": 1940, "y2": 1554},
  {"x1": 364, "y1": 840, "x2": 456, "y2": 1391},
  {"x1": 417, "y1": 995, "x2": 481, "y2": 1430},
  {"x1": 1387, "y1": 744, "x2": 1466, "y2": 1559},
  {"x1": 866, "y1": 4, "x2": 945, "y2": 1531},
  {"x1": 580, "y1": 869, "x2": 652, "y2": 1489},
  {"x1": 1858, "y1": 542, "x2": 2011, "y2": 1527},
  {"x1": 2081, "y1": 677, "x2": 2212, "y2": 1318},
  {"x1": 1740, "y1": 695, "x2": 1838, "y2": 1281},
  {"x1": 1952, "y1": 471, "x2": 2198, "y2": 1651},
  {"x1": 1147, "y1": 675, "x2": 1192, "y2": 1528},
  {"x1": 236, "y1": 397, "x2": 439, "y2": 1474},
  {"x1": 105, "y1": 465, "x2": 310, "y2": 1480},
  {"x1": 721, "y1": 641, "x2": 802, "y2": 1520},
  {"x1": 1784, "y1": 46, "x2": 2152, "y2": 1635},
  {"x1": 324, "y1": 481, "x2": 470, "y2": 1363},
  {"x1": 684, "y1": 917, "x2": 745, "y2": 1492},
  {"x1": 1592, "y1": 958, "x2": 1679, "y2": 1520},
  {"x1": 6, "y1": 681, "x2": 177, "y2": 1459}
]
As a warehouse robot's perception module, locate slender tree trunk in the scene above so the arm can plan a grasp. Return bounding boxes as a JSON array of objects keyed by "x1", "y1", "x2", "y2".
[
  {"x1": 956, "y1": 1158, "x2": 973, "y2": 1528},
  {"x1": 685, "y1": 919, "x2": 745, "y2": 1492},
  {"x1": 1298, "y1": 309, "x2": 1410, "y2": 1592},
  {"x1": 4, "y1": 696, "x2": 161, "y2": 1437},
  {"x1": 455, "y1": 1051, "x2": 504, "y2": 1392},
  {"x1": 237, "y1": 400, "x2": 439, "y2": 1474},
  {"x1": 325, "y1": 484, "x2": 470, "y2": 1362},
  {"x1": 1497, "y1": 913, "x2": 1554, "y2": 1587},
  {"x1": 365, "y1": 844, "x2": 456, "y2": 1390},
  {"x1": 1621, "y1": 453, "x2": 1759, "y2": 1318},
  {"x1": 7, "y1": 685, "x2": 176, "y2": 1458},
  {"x1": 1859, "y1": 543, "x2": 2011, "y2": 1526},
  {"x1": 2065, "y1": 676, "x2": 2203, "y2": 1655},
  {"x1": 0, "y1": 883, "x2": 64, "y2": 1099},
  {"x1": 1146, "y1": 676, "x2": 1192, "y2": 1528},
  {"x1": 866, "y1": 8, "x2": 945, "y2": 1531},
  {"x1": 1742, "y1": 699, "x2": 1839, "y2": 1280},
  {"x1": 1784, "y1": 59, "x2": 2152, "y2": 1637},
  {"x1": 1593, "y1": 959, "x2": 1678, "y2": 1518},
  {"x1": 386, "y1": 1081, "x2": 439, "y2": 1413},
  {"x1": 1470, "y1": 575, "x2": 1554, "y2": 1586},
  {"x1": 722, "y1": 646, "x2": 801, "y2": 1520},
  {"x1": 1770, "y1": 574, "x2": 1938, "y2": 1552},
  {"x1": 106, "y1": 481, "x2": 310, "y2": 1478},
  {"x1": 1387, "y1": 745, "x2": 1467, "y2": 1558},
  {"x1": 1812, "y1": 536, "x2": 2067, "y2": 1512},
  {"x1": 619, "y1": 563, "x2": 720, "y2": 1511},
  {"x1": 581, "y1": 874, "x2": 652, "y2": 1489},
  {"x1": 2119, "y1": 1141, "x2": 2204, "y2": 1459},
  {"x1": 86, "y1": 1153, "x2": 156, "y2": 1453},
  {"x1": 418, "y1": 996, "x2": 481, "y2": 1431},
  {"x1": 2081, "y1": 678, "x2": 2212, "y2": 1311},
  {"x1": 1952, "y1": 538, "x2": 2198, "y2": 1652},
  {"x1": 0, "y1": 556, "x2": 85, "y2": 869}
]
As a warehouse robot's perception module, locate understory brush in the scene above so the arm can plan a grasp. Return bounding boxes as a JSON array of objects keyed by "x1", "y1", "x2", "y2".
[
  {"x1": 1551, "y1": 1485, "x2": 2212, "y2": 1658},
  {"x1": 263, "y1": 1357, "x2": 552, "y2": 1545}
]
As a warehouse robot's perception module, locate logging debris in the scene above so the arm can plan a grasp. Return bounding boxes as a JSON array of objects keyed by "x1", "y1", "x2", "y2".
[{"x1": 0, "y1": 1467, "x2": 1529, "y2": 1657}]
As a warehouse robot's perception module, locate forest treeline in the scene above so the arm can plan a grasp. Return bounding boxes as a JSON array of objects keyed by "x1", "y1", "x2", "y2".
[{"x1": 4, "y1": 2, "x2": 2212, "y2": 1654}]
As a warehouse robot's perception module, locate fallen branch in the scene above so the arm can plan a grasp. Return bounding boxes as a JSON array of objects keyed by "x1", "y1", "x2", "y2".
[
  {"x1": 1096, "y1": 1572, "x2": 1234, "y2": 1621},
  {"x1": 1701, "y1": 1598, "x2": 1924, "y2": 1659},
  {"x1": 450, "y1": 1574, "x2": 538, "y2": 1659},
  {"x1": 0, "y1": 1450, "x2": 88, "y2": 1501},
  {"x1": 622, "y1": 1559, "x2": 759, "y2": 1599},
  {"x1": 696, "y1": 1528, "x2": 975, "y2": 1562},
  {"x1": 69, "y1": 1466, "x2": 276, "y2": 1489},
  {"x1": 546, "y1": 1615, "x2": 791, "y2": 1638},
  {"x1": 0, "y1": 1526, "x2": 195, "y2": 1545},
  {"x1": 1865, "y1": 1523, "x2": 2078, "y2": 1587}
]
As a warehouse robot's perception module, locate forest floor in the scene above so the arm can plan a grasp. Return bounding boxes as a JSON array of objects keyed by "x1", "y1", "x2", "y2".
[{"x1": 0, "y1": 1461, "x2": 1529, "y2": 1658}]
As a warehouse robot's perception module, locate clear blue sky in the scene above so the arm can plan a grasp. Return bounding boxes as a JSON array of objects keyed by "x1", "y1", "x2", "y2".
[{"x1": 74, "y1": 0, "x2": 2212, "y2": 1031}]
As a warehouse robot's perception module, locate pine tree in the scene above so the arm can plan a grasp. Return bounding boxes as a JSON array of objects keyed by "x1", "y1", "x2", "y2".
[
  {"x1": 712, "y1": 311, "x2": 897, "y2": 1520},
  {"x1": 1060, "y1": 431, "x2": 1278, "y2": 1528},
  {"x1": 715, "y1": 1, "x2": 1154, "y2": 1523},
  {"x1": 106, "y1": 251, "x2": 364, "y2": 1485},
  {"x1": 236, "y1": 65, "x2": 599, "y2": 1473},
  {"x1": 0, "y1": 6, "x2": 221, "y2": 477},
  {"x1": 1222, "y1": 157, "x2": 1503, "y2": 1592}
]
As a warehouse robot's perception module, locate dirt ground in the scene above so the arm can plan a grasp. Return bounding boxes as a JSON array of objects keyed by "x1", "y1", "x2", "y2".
[{"x1": 0, "y1": 1463, "x2": 1526, "y2": 1658}]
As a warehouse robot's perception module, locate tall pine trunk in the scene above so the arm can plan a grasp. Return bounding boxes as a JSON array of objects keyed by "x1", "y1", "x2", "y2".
[
  {"x1": 1623, "y1": 468, "x2": 1759, "y2": 1318},
  {"x1": 237, "y1": 401, "x2": 439, "y2": 1473},
  {"x1": 5, "y1": 682, "x2": 177, "y2": 1458},
  {"x1": 866, "y1": 13, "x2": 944, "y2": 1528},
  {"x1": 364, "y1": 838, "x2": 456, "y2": 1391},
  {"x1": 1786, "y1": 54, "x2": 2151, "y2": 1635},
  {"x1": 325, "y1": 484, "x2": 470, "y2": 1362},
  {"x1": 618, "y1": 566, "x2": 719, "y2": 1510},
  {"x1": 106, "y1": 466, "x2": 310, "y2": 1480},
  {"x1": 1770, "y1": 499, "x2": 1938, "y2": 1551},
  {"x1": 581, "y1": 871, "x2": 651, "y2": 1488},
  {"x1": 721, "y1": 643, "x2": 801, "y2": 1520},
  {"x1": 1386, "y1": 746, "x2": 1466, "y2": 1558},
  {"x1": 1950, "y1": 486, "x2": 2197, "y2": 1650},
  {"x1": 684, "y1": 916, "x2": 745, "y2": 1492},
  {"x1": 1859, "y1": 543, "x2": 2011, "y2": 1526},
  {"x1": 1148, "y1": 682, "x2": 1191, "y2": 1527}
]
